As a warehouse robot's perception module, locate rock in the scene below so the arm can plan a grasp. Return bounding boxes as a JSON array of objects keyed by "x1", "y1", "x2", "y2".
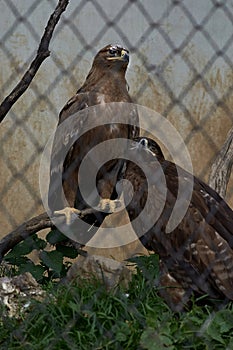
[
  {"x1": 0, "y1": 272, "x2": 45, "y2": 318},
  {"x1": 66, "y1": 254, "x2": 133, "y2": 290}
]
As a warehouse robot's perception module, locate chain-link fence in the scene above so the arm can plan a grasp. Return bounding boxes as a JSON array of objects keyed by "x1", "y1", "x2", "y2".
[
  {"x1": 1, "y1": 0, "x2": 233, "y2": 241},
  {"x1": 2, "y1": 2, "x2": 233, "y2": 346}
]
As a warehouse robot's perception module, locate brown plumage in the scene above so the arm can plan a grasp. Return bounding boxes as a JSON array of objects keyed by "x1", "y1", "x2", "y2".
[
  {"x1": 48, "y1": 44, "x2": 139, "y2": 240},
  {"x1": 124, "y1": 137, "x2": 233, "y2": 311}
]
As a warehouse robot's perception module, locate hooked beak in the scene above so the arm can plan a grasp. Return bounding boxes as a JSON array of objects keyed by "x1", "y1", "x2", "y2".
[
  {"x1": 120, "y1": 49, "x2": 129, "y2": 62},
  {"x1": 107, "y1": 49, "x2": 129, "y2": 63}
]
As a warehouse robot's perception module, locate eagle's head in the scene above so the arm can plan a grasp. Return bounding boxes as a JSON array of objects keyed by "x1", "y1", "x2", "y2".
[
  {"x1": 131, "y1": 137, "x2": 165, "y2": 160},
  {"x1": 93, "y1": 44, "x2": 129, "y2": 71}
]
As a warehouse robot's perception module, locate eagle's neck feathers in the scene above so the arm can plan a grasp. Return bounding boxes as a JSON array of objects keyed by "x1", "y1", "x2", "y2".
[{"x1": 80, "y1": 64, "x2": 129, "y2": 100}]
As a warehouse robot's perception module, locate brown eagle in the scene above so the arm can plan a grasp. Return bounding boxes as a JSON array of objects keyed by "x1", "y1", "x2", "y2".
[
  {"x1": 124, "y1": 137, "x2": 233, "y2": 311},
  {"x1": 48, "y1": 44, "x2": 139, "y2": 242}
]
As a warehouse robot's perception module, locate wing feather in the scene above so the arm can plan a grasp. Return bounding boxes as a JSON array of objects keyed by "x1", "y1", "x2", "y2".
[{"x1": 124, "y1": 141, "x2": 233, "y2": 308}]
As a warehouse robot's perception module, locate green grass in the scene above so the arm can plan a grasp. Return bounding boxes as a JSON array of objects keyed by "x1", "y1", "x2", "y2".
[{"x1": 0, "y1": 257, "x2": 233, "y2": 350}]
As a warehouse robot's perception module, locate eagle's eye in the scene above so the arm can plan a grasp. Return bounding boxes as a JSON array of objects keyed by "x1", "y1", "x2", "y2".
[
  {"x1": 109, "y1": 47, "x2": 117, "y2": 55},
  {"x1": 140, "y1": 138, "x2": 148, "y2": 148}
]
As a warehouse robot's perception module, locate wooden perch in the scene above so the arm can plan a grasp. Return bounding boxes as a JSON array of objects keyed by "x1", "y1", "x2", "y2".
[
  {"x1": 0, "y1": 0, "x2": 69, "y2": 123},
  {"x1": 209, "y1": 126, "x2": 233, "y2": 199},
  {"x1": 0, "y1": 212, "x2": 53, "y2": 262},
  {"x1": 0, "y1": 208, "x2": 97, "y2": 262}
]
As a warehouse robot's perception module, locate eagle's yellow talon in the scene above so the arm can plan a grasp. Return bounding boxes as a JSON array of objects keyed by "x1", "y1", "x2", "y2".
[
  {"x1": 54, "y1": 207, "x2": 81, "y2": 225},
  {"x1": 97, "y1": 198, "x2": 123, "y2": 213}
]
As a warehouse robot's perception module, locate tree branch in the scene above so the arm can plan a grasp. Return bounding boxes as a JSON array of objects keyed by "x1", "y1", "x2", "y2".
[
  {"x1": 208, "y1": 126, "x2": 233, "y2": 198},
  {"x1": 0, "y1": 212, "x2": 53, "y2": 262},
  {"x1": 0, "y1": 208, "x2": 97, "y2": 263},
  {"x1": 0, "y1": 0, "x2": 69, "y2": 123}
]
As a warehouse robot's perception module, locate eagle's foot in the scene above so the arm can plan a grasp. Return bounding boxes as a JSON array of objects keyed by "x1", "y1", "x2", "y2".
[
  {"x1": 97, "y1": 198, "x2": 123, "y2": 213},
  {"x1": 54, "y1": 207, "x2": 81, "y2": 225}
]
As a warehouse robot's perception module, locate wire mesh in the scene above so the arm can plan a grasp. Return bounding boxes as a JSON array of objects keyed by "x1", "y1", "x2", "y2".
[{"x1": 0, "y1": 1, "x2": 233, "y2": 244}]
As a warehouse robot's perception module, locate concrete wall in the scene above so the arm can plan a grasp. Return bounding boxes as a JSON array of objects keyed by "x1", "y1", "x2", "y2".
[{"x1": 1, "y1": 1, "x2": 233, "y2": 256}]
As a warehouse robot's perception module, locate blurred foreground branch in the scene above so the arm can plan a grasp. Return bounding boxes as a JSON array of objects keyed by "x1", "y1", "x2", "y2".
[{"x1": 0, "y1": 0, "x2": 69, "y2": 123}]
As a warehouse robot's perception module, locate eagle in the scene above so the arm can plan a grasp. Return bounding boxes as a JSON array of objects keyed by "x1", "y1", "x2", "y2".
[
  {"x1": 123, "y1": 137, "x2": 233, "y2": 311},
  {"x1": 48, "y1": 44, "x2": 139, "y2": 243}
]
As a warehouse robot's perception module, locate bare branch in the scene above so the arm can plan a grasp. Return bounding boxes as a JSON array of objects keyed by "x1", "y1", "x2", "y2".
[
  {"x1": 0, "y1": 207, "x2": 97, "y2": 263},
  {"x1": 0, "y1": 0, "x2": 69, "y2": 123},
  {"x1": 0, "y1": 212, "x2": 53, "y2": 262},
  {"x1": 209, "y1": 126, "x2": 233, "y2": 198}
]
